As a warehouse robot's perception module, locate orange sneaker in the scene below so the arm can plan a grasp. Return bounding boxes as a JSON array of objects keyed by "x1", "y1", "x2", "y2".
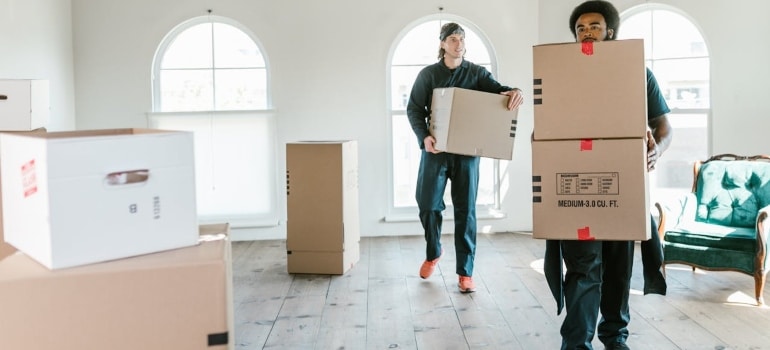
[
  {"x1": 458, "y1": 275, "x2": 476, "y2": 293},
  {"x1": 419, "y1": 250, "x2": 442, "y2": 279}
]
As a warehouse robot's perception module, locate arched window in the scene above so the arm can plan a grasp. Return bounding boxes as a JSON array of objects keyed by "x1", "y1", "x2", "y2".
[
  {"x1": 149, "y1": 15, "x2": 278, "y2": 227},
  {"x1": 619, "y1": 5, "x2": 710, "y2": 201},
  {"x1": 387, "y1": 16, "x2": 503, "y2": 219},
  {"x1": 152, "y1": 16, "x2": 268, "y2": 111}
]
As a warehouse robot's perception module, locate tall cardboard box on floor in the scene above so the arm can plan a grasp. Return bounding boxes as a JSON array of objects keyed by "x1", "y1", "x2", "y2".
[
  {"x1": 0, "y1": 224, "x2": 234, "y2": 350},
  {"x1": 0, "y1": 128, "x2": 199, "y2": 269},
  {"x1": 430, "y1": 87, "x2": 519, "y2": 160},
  {"x1": 286, "y1": 141, "x2": 360, "y2": 274}
]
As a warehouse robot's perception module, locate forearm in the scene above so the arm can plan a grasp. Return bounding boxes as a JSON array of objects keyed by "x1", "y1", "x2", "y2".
[{"x1": 650, "y1": 114, "x2": 673, "y2": 154}]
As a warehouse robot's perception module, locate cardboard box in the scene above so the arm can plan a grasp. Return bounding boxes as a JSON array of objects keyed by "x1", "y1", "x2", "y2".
[
  {"x1": 532, "y1": 39, "x2": 647, "y2": 140},
  {"x1": 0, "y1": 128, "x2": 199, "y2": 269},
  {"x1": 287, "y1": 243, "x2": 361, "y2": 275},
  {"x1": 532, "y1": 138, "x2": 650, "y2": 240},
  {"x1": 0, "y1": 79, "x2": 49, "y2": 131},
  {"x1": 430, "y1": 87, "x2": 518, "y2": 160},
  {"x1": 286, "y1": 141, "x2": 360, "y2": 274},
  {"x1": 0, "y1": 224, "x2": 233, "y2": 350}
]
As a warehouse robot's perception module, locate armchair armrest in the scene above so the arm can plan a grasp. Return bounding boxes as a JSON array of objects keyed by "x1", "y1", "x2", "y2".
[
  {"x1": 757, "y1": 204, "x2": 770, "y2": 262},
  {"x1": 654, "y1": 192, "x2": 697, "y2": 238}
]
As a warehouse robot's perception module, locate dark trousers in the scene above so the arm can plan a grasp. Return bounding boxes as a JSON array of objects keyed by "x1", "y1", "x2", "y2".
[
  {"x1": 642, "y1": 215, "x2": 667, "y2": 295},
  {"x1": 560, "y1": 240, "x2": 633, "y2": 349},
  {"x1": 415, "y1": 151, "x2": 479, "y2": 276}
]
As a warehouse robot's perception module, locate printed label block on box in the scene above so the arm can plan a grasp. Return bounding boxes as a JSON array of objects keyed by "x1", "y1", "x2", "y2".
[{"x1": 532, "y1": 137, "x2": 650, "y2": 240}]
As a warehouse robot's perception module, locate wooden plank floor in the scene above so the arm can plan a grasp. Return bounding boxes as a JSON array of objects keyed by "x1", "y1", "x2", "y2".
[{"x1": 231, "y1": 232, "x2": 770, "y2": 350}]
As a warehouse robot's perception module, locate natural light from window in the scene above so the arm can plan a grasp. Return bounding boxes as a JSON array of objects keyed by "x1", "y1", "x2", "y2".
[
  {"x1": 151, "y1": 16, "x2": 277, "y2": 227},
  {"x1": 157, "y1": 21, "x2": 267, "y2": 111},
  {"x1": 620, "y1": 7, "x2": 710, "y2": 204}
]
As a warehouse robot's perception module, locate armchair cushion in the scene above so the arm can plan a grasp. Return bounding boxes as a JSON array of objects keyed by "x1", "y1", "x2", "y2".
[
  {"x1": 695, "y1": 160, "x2": 770, "y2": 227},
  {"x1": 664, "y1": 222, "x2": 756, "y2": 252},
  {"x1": 663, "y1": 241, "x2": 756, "y2": 275}
]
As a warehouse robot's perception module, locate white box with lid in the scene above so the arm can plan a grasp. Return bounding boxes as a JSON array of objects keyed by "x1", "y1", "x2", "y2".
[
  {"x1": 0, "y1": 128, "x2": 199, "y2": 269},
  {"x1": 0, "y1": 79, "x2": 49, "y2": 131}
]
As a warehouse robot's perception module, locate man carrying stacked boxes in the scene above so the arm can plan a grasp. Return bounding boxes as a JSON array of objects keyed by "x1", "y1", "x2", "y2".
[{"x1": 531, "y1": 1, "x2": 672, "y2": 349}]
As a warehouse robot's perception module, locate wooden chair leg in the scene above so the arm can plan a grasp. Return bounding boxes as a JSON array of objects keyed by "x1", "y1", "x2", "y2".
[{"x1": 755, "y1": 272, "x2": 766, "y2": 306}]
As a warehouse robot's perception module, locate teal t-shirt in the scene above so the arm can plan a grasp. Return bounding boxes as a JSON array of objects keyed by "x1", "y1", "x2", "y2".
[{"x1": 646, "y1": 68, "x2": 671, "y2": 120}]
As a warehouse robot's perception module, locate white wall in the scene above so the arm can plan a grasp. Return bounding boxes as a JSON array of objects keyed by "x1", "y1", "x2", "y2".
[
  {"x1": 0, "y1": 0, "x2": 75, "y2": 131},
  {"x1": 62, "y1": 0, "x2": 770, "y2": 240},
  {"x1": 70, "y1": 0, "x2": 538, "y2": 240}
]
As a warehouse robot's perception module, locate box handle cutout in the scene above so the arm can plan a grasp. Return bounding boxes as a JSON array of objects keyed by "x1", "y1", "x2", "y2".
[
  {"x1": 105, "y1": 169, "x2": 149, "y2": 186},
  {"x1": 0, "y1": 95, "x2": 7, "y2": 100}
]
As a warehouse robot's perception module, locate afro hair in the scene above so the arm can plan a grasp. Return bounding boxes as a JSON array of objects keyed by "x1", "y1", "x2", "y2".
[{"x1": 569, "y1": 0, "x2": 620, "y2": 40}]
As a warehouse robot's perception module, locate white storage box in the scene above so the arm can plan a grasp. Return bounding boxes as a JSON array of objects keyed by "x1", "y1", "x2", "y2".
[
  {"x1": 0, "y1": 79, "x2": 49, "y2": 131},
  {"x1": 0, "y1": 128, "x2": 199, "y2": 269}
]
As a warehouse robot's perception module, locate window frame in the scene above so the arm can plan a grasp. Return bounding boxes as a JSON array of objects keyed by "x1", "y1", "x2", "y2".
[
  {"x1": 619, "y1": 4, "x2": 712, "y2": 201},
  {"x1": 151, "y1": 15, "x2": 272, "y2": 112},
  {"x1": 149, "y1": 15, "x2": 279, "y2": 228}
]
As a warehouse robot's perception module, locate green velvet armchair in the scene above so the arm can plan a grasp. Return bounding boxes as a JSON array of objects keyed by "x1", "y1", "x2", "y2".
[{"x1": 655, "y1": 154, "x2": 770, "y2": 305}]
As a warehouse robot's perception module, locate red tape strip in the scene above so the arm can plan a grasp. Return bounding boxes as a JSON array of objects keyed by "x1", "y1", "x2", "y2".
[
  {"x1": 577, "y1": 227, "x2": 595, "y2": 240},
  {"x1": 581, "y1": 42, "x2": 594, "y2": 55},
  {"x1": 580, "y1": 139, "x2": 593, "y2": 151}
]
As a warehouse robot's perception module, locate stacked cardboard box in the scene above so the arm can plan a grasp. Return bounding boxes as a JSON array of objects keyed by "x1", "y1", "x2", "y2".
[
  {"x1": 531, "y1": 39, "x2": 651, "y2": 241},
  {"x1": 0, "y1": 223, "x2": 233, "y2": 350},
  {"x1": 430, "y1": 87, "x2": 519, "y2": 160},
  {"x1": 286, "y1": 141, "x2": 360, "y2": 274}
]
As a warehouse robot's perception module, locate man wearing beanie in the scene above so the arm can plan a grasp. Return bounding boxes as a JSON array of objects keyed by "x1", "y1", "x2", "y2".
[{"x1": 407, "y1": 22, "x2": 524, "y2": 293}]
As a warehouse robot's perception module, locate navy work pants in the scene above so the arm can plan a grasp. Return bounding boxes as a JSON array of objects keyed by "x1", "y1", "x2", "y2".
[
  {"x1": 560, "y1": 240, "x2": 633, "y2": 349},
  {"x1": 415, "y1": 151, "x2": 479, "y2": 277}
]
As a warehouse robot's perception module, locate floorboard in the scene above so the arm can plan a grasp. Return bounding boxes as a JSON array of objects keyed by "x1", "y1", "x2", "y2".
[{"x1": 232, "y1": 232, "x2": 770, "y2": 350}]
